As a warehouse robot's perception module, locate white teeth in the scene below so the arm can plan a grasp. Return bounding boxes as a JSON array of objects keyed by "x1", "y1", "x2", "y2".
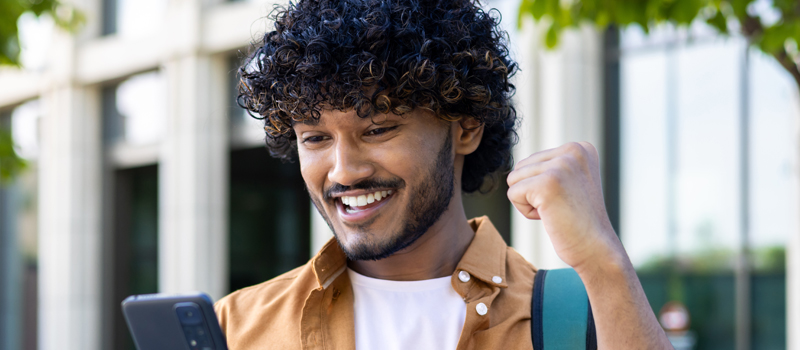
[{"x1": 343, "y1": 191, "x2": 394, "y2": 209}]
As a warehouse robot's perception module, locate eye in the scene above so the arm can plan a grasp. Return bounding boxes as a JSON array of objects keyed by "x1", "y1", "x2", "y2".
[
  {"x1": 365, "y1": 126, "x2": 398, "y2": 136},
  {"x1": 301, "y1": 135, "x2": 327, "y2": 143}
]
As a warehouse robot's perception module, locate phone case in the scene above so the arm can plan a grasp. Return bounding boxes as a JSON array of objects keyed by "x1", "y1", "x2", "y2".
[{"x1": 121, "y1": 292, "x2": 228, "y2": 350}]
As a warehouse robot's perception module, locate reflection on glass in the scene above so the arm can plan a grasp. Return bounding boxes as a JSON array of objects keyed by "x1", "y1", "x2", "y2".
[
  {"x1": 106, "y1": 0, "x2": 168, "y2": 38},
  {"x1": 104, "y1": 71, "x2": 166, "y2": 146},
  {"x1": 11, "y1": 99, "x2": 40, "y2": 160}
]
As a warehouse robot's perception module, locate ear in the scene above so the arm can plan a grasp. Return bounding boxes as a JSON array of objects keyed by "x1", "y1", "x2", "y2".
[{"x1": 453, "y1": 117, "x2": 484, "y2": 155}]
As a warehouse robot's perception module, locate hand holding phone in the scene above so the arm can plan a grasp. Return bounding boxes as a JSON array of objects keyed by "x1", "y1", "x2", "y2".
[{"x1": 121, "y1": 292, "x2": 228, "y2": 350}]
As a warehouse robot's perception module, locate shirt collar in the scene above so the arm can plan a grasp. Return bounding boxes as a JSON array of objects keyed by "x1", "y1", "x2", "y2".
[
  {"x1": 311, "y1": 238, "x2": 347, "y2": 289},
  {"x1": 455, "y1": 216, "x2": 508, "y2": 288}
]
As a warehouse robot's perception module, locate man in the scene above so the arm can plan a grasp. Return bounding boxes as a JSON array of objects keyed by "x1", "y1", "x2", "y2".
[{"x1": 215, "y1": 0, "x2": 672, "y2": 348}]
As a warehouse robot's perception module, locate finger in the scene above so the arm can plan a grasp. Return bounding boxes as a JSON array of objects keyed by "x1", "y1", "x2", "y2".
[
  {"x1": 507, "y1": 176, "x2": 550, "y2": 220},
  {"x1": 507, "y1": 157, "x2": 558, "y2": 188},
  {"x1": 512, "y1": 146, "x2": 565, "y2": 170},
  {"x1": 576, "y1": 141, "x2": 599, "y2": 166},
  {"x1": 514, "y1": 141, "x2": 595, "y2": 171},
  {"x1": 508, "y1": 194, "x2": 541, "y2": 220}
]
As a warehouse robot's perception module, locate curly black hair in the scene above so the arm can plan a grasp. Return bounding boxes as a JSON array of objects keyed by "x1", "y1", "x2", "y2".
[{"x1": 237, "y1": 0, "x2": 518, "y2": 193}]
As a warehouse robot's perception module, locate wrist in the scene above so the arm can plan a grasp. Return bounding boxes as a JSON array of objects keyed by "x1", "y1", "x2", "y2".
[{"x1": 572, "y1": 230, "x2": 632, "y2": 281}]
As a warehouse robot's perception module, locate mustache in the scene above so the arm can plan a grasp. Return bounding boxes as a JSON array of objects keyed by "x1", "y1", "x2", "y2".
[{"x1": 323, "y1": 178, "x2": 404, "y2": 200}]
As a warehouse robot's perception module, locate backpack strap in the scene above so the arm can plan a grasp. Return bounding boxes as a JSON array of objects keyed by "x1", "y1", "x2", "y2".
[{"x1": 531, "y1": 268, "x2": 598, "y2": 350}]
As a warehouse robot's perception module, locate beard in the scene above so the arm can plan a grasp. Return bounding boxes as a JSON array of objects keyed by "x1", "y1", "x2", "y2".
[{"x1": 309, "y1": 131, "x2": 455, "y2": 261}]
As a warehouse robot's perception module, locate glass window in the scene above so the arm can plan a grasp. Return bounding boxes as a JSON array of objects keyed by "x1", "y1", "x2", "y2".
[
  {"x1": 228, "y1": 148, "x2": 311, "y2": 291},
  {"x1": 102, "y1": 73, "x2": 163, "y2": 349},
  {"x1": 10, "y1": 100, "x2": 40, "y2": 160},
  {"x1": 0, "y1": 101, "x2": 41, "y2": 350},
  {"x1": 229, "y1": 55, "x2": 268, "y2": 148},
  {"x1": 618, "y1": 23, "x2": 796, "y2": 348},
  {"x1": 102, "y1": 0, "x2": 168, "y2": 38},
  {"x1": 227, "y1": 55, "x2": 312, "y2": 292},
  {"x1": 109, "y1": 165, "x2": 159, "y2": 350},
  {"x1": 103, "y1": 71, "x2": 167, "y2": 146}
]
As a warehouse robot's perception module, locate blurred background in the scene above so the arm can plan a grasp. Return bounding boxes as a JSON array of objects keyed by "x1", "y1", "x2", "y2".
[{"x1": 0, "y1": 0, "x2": 797, "y2": 349}]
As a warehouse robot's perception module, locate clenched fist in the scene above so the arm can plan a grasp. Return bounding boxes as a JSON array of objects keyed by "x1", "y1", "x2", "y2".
[{"x1": 506, "y1": 142, "x2": 622, "y2": 271}]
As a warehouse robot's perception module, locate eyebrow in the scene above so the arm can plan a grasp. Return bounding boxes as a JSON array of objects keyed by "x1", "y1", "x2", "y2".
[{"x1": 295, "y1": 118, "x2": 321, "y2": 127}]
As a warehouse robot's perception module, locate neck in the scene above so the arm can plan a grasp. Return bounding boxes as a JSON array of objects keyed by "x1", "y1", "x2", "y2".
[{"x1": 347, "y1": 192, "x2": 475, "y2": 281}]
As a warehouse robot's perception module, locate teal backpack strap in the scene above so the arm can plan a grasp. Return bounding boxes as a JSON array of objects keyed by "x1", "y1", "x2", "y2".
[{"x1": 531, "y1": 268, "x2": 597, "y2": 350}]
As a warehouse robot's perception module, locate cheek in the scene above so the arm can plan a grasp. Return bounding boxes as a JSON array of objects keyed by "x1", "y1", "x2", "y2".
[
  {"x1": 298, "y1": 149, "x2": 328, "y2": 192},
  {"x1": 375, "y1": 139, "x2": 438, "y2": 177}
]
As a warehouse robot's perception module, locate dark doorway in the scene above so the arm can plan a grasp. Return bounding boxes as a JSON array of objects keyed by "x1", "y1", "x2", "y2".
[
  {"x1": 111, "y1": 164, "x2": 159, "y2": 350},
  {"x1": 228, "y1": 147, "x2": 311, "y2": 292}
]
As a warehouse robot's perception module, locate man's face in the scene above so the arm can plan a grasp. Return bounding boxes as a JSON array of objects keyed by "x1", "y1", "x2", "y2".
[{"x1": 293, "y1": 109, "x2": 455, "y2": 261}]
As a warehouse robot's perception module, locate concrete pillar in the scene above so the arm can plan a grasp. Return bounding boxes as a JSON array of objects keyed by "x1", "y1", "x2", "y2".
[
  {"x1": 37, "y1": 85, "x2": 103, "y2": 350},
  {"x1": 789, "y1": 102, "x2": 800, "y2": 350},
  {"x1": 159, "y1": 53, "x2": 229, "y2": 300},
  {"x1": 511, "y1": 20, "x2": 603, "y2": 269}
]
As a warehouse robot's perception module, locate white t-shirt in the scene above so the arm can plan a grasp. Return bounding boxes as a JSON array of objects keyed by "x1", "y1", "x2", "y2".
[{"x1": 347, "y1": 268, "x2": 467, "y2": 350}]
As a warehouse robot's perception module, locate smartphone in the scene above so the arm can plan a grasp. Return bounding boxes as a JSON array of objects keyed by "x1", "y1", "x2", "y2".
[{"x1": 121, "y1": 292, "x2": 228, "y2": 350}]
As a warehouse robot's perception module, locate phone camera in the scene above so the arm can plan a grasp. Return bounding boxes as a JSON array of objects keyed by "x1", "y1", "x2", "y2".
[
  {"x1": 176, "y1": 305, "x2": 203, "y2": 325},
  {"x1": 174, "y1": 303, "x2": 214, "y2": 349}
]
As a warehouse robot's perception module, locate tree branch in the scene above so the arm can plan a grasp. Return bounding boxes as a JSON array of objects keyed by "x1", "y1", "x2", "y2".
[
  {"x1": 773, "y1": 49, "x2": 800, "y2": 89},
  {"x1": 739, "y1": 14, "x2": 800, "y2": 92}
]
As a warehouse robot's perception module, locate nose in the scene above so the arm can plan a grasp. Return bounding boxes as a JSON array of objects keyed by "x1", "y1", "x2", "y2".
[{"x1": 328, "y1": 137, "x2": 375, "y2": 186}]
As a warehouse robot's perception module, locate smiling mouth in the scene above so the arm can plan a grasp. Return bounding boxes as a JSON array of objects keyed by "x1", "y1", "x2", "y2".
[{"x1": 338, "y1": 190, "x2": 394, "y2": 214}]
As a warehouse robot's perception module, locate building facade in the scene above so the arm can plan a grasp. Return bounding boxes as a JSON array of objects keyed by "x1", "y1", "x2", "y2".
[{"x1": 0, "y1": 0, "x2": 797, "y2": 349}]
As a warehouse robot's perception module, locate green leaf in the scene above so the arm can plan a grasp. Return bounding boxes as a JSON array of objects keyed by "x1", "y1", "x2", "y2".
[
  {"x1": 0, "y1": 125, "x2": 27, "y2": 186},
  {"x1": 761, "y1": 23, "x2": 792, "y2": 53},
  {"x1": 706, "y1": 9, "x2": 729, "y2": 33},
  {"x1": 532, "y1": 0, "x2": 547, "y2": 20},
  {"x1": 545, "y1": 23, "x2": 560, "y2": 48},
  {"x1": 518, "y1": 0, "x2": 535, "y2": 28},
  {"x1": 729, "y1": 0, "x2": 753, "y2": 20},
  {"x1": 0, "y1": 0, "x2": 84, "y2": 67}
]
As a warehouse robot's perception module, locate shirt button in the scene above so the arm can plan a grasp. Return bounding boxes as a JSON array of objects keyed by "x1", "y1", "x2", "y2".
[
  {"x1": 476, "y1": 302, "x2": 488, "y2": 316},
  {"x1": 458, "y1": 270, "x2": 471, "y2": 282},
  {"x1": 492, "y1": 276, "x2": 502, "y2": 284}
]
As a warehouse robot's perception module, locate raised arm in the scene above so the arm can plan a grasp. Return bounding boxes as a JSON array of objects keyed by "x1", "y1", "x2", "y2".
[{"x1": 507, "y1": 141, "x2": 672, "y2": 349}]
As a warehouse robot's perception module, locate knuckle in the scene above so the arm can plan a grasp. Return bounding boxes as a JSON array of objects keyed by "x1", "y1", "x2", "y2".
[
  {"x1": 541, "y1": 170, "x2": 562, "y2": 189},
  {"x1": 580, "y1": 141, "x2": 599, "y2": 160},
  {"x1": 551, "y1": 156, "x2": 572, "y2": 172},
  {"x1": 563, "y1": 142, "x2": 581, "y2": 153},
  {"x1": 506, "y1": 172, "x2": 518, "y2": 187},
  {"x1": 580, "y1": 141, "x2": 597, "y2": 153},
  {"x1": 563, "y1": 142, "x2": 587, "y2": 161}
]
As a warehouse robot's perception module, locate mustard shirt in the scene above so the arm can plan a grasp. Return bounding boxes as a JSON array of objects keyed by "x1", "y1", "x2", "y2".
[{"x1": 215, "y1": 216, "x2": 538, "y2": 349}]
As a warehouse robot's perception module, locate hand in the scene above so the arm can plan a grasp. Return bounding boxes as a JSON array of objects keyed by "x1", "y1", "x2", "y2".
[
  {"x1": 506, "y1": 142, "x2": 621, "y2": 270},
  {"x1": 508, "y1": 142, "x2": 673, "y2": 348}
]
